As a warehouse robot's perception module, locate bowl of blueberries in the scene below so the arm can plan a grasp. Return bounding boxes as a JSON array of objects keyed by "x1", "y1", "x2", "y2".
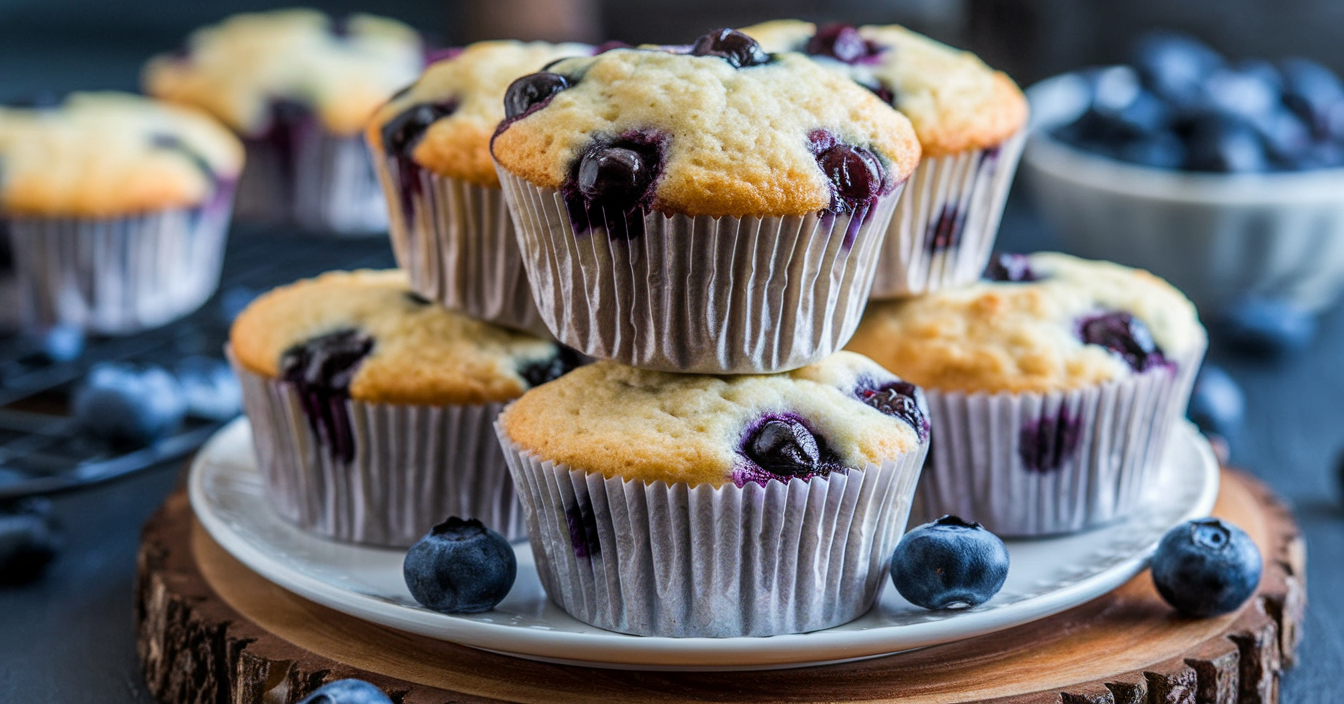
[{"x1": 1022, "y1": 30, "x2": 1344, "y2": 325}]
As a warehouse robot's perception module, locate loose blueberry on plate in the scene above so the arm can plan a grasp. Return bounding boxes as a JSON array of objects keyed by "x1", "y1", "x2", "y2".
[
  {"x1": 297, "y1": 679, "x2": 393, "y2": 704},
  {"x1": 689, "y1": 29, "x2": 769, "y2": 68},
  {"x1": 0, "y1": 498, "x2": 61, "y2": 585},
  {"x1": 17, "y1": 324, "x2": 84, "y2": 363},
  {"x1": 1150, "y1": 518, "x2": 1261, "y2": 617},
  {"x1": 174, "y1": 356, "x2": 243, "y2": 421},
  {"x1": 891, "y1": 515, "x2": 1009, "y2": 610},
  {"x1": 72, "y1": 363, "x2": 187, "y2": 446},
  {"x1": 504, "y1": 72, "x2": 570, "y2": 119},
  {"x1": 1186, "y1": 365, "x2": 1245, "y2": 437},
  {"x1": 1215, "y1": 296, "x2": 1317, "y2": 357},
  {"x1": 403, "y1": 517, "x2": 516, "y2": 614}
]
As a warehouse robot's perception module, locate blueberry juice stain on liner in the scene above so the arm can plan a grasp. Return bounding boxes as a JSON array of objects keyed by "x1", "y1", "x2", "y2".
[
  {"x1": 565, "y1": 499, "x2": 600, "y2": 558},
  {"x1": 279, "y1": 329, "x2": 374, "y2": 463},
  {"x1": 1018, "y1": 405, "x2": 1083, "y2": 473}
]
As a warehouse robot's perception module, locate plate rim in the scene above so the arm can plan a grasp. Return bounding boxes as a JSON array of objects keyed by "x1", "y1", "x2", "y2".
[{"x1": 190, "y1": 418, "x2": 1220, "y2": 670}]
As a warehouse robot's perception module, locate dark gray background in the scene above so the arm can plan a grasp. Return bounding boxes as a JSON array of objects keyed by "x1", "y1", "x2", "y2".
[{"x1": 1, "y1": 1, "x2": 1342, "y2": 701}]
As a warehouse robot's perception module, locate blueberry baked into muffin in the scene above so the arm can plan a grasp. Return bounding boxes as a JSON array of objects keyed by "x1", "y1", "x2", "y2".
[
  {"x1": 230, "y1": 269, "x2": 582, "y2": 546},
  {"x1": 847, "y1": 252, "x2": 1206, "y2": 536},
  {"x1": 367, "y1": 40, "x2": 590, "y2": 334},
  {"x1": 144, "y1": 9, "x2": 423, "y2": 233},
  {"x1": 490, "y1": 30, "x2": 922, "y2": 373},
  {"x1": 0, "y1": 92, "x2": 242, "y2": 333},
  {"x1": 742, "y1": 20, "x2": 1029, "y2": 296},
  {"x1": 496, "y1": 351, "x2": 929, "y2": 636}
]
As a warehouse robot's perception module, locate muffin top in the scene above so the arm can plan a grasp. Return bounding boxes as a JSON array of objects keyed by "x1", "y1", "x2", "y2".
[
  {"x1": 490, "y1": 30, "x2": 921, "y2": 218},
  {"x1": 143, "y1": 9, "x2": 423, "y2": 137},
  {"x1": 368, "y1": 40, "x2": 591, "y2": 186},
  {"x1": 0, "y1": 92, "x2": 243, "y2": 217},
  {"x1": 230, "y1": 270, "x2": 580, "y2": 406},
  {"x1": 845, "y1": 253, "x2": 1205, "y2": 394},
  {"x1": 501, "y1": 351, "x2": 927, "y2": 488},
  {"x1": 740, "y1": 21, "x2": 1027, "y2": 156}
]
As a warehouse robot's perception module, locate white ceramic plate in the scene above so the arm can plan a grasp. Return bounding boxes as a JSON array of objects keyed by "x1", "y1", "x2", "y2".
[{"x1": 191, "y1": 418, "x2": 1219, "y2": 671}]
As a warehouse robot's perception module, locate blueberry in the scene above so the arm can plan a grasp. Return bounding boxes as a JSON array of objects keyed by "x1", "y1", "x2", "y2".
[
  {"x1": 174, "y1": 356, "x2": 242, "y2": 421},
  {"x1": 577, "y1": 147, "x2": 654, "y2": 208},
  {"x1": 72, "y1": 363, "x2": 187, "y2": 446},
  {"x1": 503, "y1": 72, "x2": 570, "y2": 119},
  {"x1": 815, "y1": 143, "x2": 883, "y2": 210},
  {"x1": 983, "y1": 253, "x2": 1037, "y2": 282},
  {"x1": 806, "y1": 24, "x2": 880, "y2": 64},
  {"x1": 1279, "y1": 57, "x2": 1344, "y2": 137},
  {"x1": 517, "y1": 347, "x2": 584, "y2": 388},
  {"x1": 745, "y1": 417, "x2": 821, "y2": 476},
  {"x1": 297, "y1": 679, "x2": 392, "y2": 704},
  {"x1": 1186, "y1": 365, "x2": 1245, "y2": 437},
  {"x1": 1131, "y1": 31, "x2": 1224, "y2": 105},
  {"x1": 18, "y1": 324, "x2": 84, "y2": 363},
  {"x1": 380, "y1": 101, "x2": 456, "y2": 157},
  {"x1": 281, "y1": 329, "x2": 374, "y2": 463},
  {"x1": 1151, "y1": 518, "x2": 1261, "y2": 617},
  {"x1": 689, "y1": 29, "x2": 769, "y2": 68},
  {"x1": 0, "y1": 498, "x2": 61, "y2": 585},
  {"x1": 403, "y1": 517, "x2": 516, "y2": 614},
  {"x1": 857, "y1": 381, "x2": 929, "y2": 441},
  {"x1": 1204, "y1": 67, "x2": 1281, "y2": 126},
  {"x1": 1216, "y1": 296, "x2": 1317, "y2": 357},
  {"x1": 1182, "y1": 113, "x2": 1269, "y2": 173},
  {"x1": 1119, "y1": 130, "x2": 1186, "y2": 169},
  {"x1": 864, "y1": 81, "x2": 896, "y2": 106},
  {"x1": 891, "y1": 515, "x2": 1009, "y2": 610},
  {"x1": 1078, "y1": 312, "x2": 1167, "y2": 372},
  {"x1": 217, "y1": 285, "x2": 259, "y2": 325}
]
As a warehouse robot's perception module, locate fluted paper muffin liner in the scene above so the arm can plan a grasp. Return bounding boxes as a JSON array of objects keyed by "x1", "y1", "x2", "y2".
[
  {"x1": 6, "y1": 191, "x2": 233, "y2": 334},
  {"x1": 375, "y1": 156, "x2": 549, "y2": 336},
  {"x1": 911, "y1": 342, "x2": 1205, "y2": 537},
  {"x1": 497, "y1": 421, "x2": 925, "y2": 637},
  {"x1": 232, "y1": 357, "x2": 524, "y2": 547},
  {"x1": 496, "y1": 168, "x2": 903, "y2": 373},
  {"x1": 237, "y1": 131, "x2": 387, "y2": 235},
  {"x1": 870, "y1": 130, "x2": 1026, "y2": 298}
]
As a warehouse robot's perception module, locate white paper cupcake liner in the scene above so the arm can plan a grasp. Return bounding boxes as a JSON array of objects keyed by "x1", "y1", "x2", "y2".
[
  {"x1": 375, "y1": 155, "x2": 549, "y2": 336},
  {"x1": 232, "y1": 359, "x2": 524, "y2": 547},
  {"x1": 496, "y1": 168, "x2": 902, "y2": 373},
  {"x1": 5, "y1": 192, "x2": 233, "y2": 334},
  {"x1": 237, "y1": 130, "x2": 387, "y2": 235},
  {"x1": 869, "y1": 130, "x2": 1027, "y2": 298},
  {"x1": 912, "y1": 342, "x2": 1205, "y2": 537},
  {"x1": 497, "y1": 421, "x2": 925, "y2": 637}
]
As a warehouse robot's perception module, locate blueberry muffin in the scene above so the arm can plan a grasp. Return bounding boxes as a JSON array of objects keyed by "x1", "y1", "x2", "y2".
[
  {"x1": 367, "y1": 40, "x2": 590, "y2": 334},
  {"x1": 847, "y1": 252, "x2": 1207, "y2": 535},
  {"x1": 0, "y1": 92, "x2": 242, "y2": 333},
  {"x1": 490, "y1": 30, "x2": 922, "y2": 373},
  {"x1": 742, "y1": 21, "x2": 1030, "y2": 296},
  {"x1": 497, "y1": 351, "x2": 929, "y2": 636},
  {"x1": 144, "y1": 9, "x2": 424, "y2": 233},
  {"x1": 230, "y1": 269, "x2": 582, "y2": 546}
]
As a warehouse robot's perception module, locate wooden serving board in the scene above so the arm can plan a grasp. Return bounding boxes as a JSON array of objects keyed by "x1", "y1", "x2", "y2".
[{"x1": 135, "y1": 468, "x2": 1305, "y2": 704}]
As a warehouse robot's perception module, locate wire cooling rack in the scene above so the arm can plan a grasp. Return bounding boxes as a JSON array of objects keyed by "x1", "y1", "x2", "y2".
[{"x1": 0, "y1": 226, "x2": 395, "y2": 499}]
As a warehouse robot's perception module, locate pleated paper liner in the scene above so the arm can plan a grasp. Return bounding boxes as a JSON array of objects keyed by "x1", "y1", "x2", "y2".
[
  {"x1": 497, "y1": 167, "x2": 903, "y2": 374},
  {"x1": 912, "y1": 341, "x2": 1205, "y2": 537},
  {"x1": 232, "y1": 358, "x2": 524, "y2": 548},
  {"x1": 497, "y1": 420, "x2": 926, "y2": 637},
  {"x1": 6, "y1": 190, "x2": 234, "y2": 334},
  {"x1": 870, "y1": 130, "x2": 1027, "y2": 298},
  {"x1": 375, "y1": 155, "x2": 549, "y2": 336},
  {"x1": 236, "y1": 131, "x2": 387, "y2": 235}
]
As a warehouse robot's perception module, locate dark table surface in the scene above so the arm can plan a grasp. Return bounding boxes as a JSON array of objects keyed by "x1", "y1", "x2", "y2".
[{"x1": 1, "y1": 45, "x2": 1343, "y2": 704}]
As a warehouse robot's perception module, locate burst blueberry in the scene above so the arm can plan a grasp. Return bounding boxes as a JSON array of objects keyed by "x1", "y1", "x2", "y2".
[
  {"x1": 517, "y1": 347, "x2": 583, "y2": 388},
  {"x1": 403, "y1": 517, "x2": 517, "y2": 614},
  {"x1": 745, "y1": 417, "x2": 822, "y2": 477},
  {"x1": 858, "y1": 381, "x2": 929, "y2": 441},
  {"x1": 577, "y1": 146, "x2": 654, "y2": 208},
  {"x1": 72, "y1": 363, "x2": 187, "y2": 446},
  {"x1": 380, "y1": 101, "x2": 456, "y2": 156},
  {"x1": 891, "y1": 515, "x2": 1009, "y2": 610},
  {"x1": 1078, "y1": 312, "x2": 1167, "y2": 372},
  {"x1": 983, "y1": 253, "x2": 1037, "y2": 282},
  {"x1": 690, "y1": 29, "x2": 769, "y2": 68},
  {"x1": 297, "y1": 678, "x2": 393, "y2": 704},
  {"x1": 806, "y1": 24, "x2": 880, "y2": 64},
  {"x1": 1151, "y1": 518, "x2": 1261, "y2": 617},
  {"x1": 281, "y1": 329, "x2": 375, "y2": 463},
  {"x1": 816, "y1": 143, "x2": 883, "y2": 210},
  {"x1": 504, "y1": 72, "x2": 570, "y2": 119}
]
